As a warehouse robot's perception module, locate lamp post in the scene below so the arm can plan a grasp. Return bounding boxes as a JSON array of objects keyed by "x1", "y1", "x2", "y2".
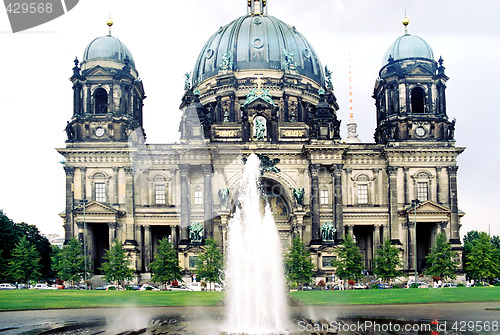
[
  {"x1": 411, "y1": 199, "x2": 420, "y2": 286},
  {"x1": 80, "y1": 199, "x2": 88, "y2": 285}
]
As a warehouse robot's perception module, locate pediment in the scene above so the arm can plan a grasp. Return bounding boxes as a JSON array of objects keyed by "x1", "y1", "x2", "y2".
[
  {"x1": 86, "y1": 65, "x2": 113, "y2": 77},
  {"x1": 74, "y1": 201, "x2": 123, "y2": 216},
  {"x1": 401, "y1": 200, "x2": 451, "y2": 215},
  {"x1": 407, "y1": 64, "x2": 434, "y2": 76}
]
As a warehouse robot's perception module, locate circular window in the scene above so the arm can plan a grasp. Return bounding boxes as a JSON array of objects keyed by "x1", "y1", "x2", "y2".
[
  {"x1": 253, "y1": 38, "x2": 263, "y2": 49},
  {"x1": 415, "y1": 126, "x2": 426, "y2": 137},
  {"x1": 253, "y1": 17, "x2": 262, "y2": 25},
  {"x1": 95, "y1": 127, "x2": 105, "y2": 137},
  {"x1": 205, "y1": 49, "x2": 214, "y2": 59}
]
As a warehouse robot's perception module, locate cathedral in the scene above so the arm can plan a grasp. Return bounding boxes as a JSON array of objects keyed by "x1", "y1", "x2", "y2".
[{"x1": 58, "y1": 0, "x2": 464, "y2": 281}]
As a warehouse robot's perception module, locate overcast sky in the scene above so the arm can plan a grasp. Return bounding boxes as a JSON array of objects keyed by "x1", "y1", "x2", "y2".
[{"x1": 0, "y1": 0, "x2": 498, "y2": 238}]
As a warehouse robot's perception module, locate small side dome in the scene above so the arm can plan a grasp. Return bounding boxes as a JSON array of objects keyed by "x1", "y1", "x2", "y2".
[
  {"x1": 382, "y1": 33, "x2": 434, "y2": 66},
  {"x1": 82, "y1": 35, "x2": 135, "y2": 67}
]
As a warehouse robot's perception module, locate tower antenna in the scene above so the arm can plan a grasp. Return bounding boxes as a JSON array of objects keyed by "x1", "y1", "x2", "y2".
[{"x1": 346, "y1": 52, "x2": 361, "y2": 143}]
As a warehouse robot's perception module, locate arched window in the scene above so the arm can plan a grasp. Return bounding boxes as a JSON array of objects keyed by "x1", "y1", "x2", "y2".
[
  {"x1": 91, "y1": 172, "x2": 108, "y2": 203},
  {"x1": 411, "y1": 87, "x2": 425, "y2": 114},
  {"x1": 94, "y1": 88, "x2": 108, "y2": 114},
  {"x1": 412, "y1": 171, "x2": 433, "y2": 202}
]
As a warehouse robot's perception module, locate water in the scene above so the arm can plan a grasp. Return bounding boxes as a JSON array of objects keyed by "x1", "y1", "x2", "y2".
[{"x1": 224, "y1": 154, "x2": 289, "y2": 334}]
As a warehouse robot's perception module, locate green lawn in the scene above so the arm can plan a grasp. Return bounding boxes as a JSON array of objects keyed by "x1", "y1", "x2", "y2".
[
  {"x1": 1, "y1": 287, "x2": 499, "y2": 311},
  {"x1": 0, "y1": 290, "x2": 224, "y2": 310},
  {"x1": 290, "y1": 286, "x2": 500, "y2": 305}
]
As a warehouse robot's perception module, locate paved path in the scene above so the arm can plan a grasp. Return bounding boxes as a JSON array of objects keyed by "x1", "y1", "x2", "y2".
[{"x1": 0, "y1": 303, "x2": 499, "y2": 334}]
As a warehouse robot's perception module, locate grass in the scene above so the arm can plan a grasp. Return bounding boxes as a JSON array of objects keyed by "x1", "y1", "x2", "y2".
[
  {"x1": 290, "y1": 286, "x2": 500, "y2": 305},
  {"x1": 0, "y1": 290, "x2": 224, "y2": 310},
  {"x1": 1, "y1": 287, "x2": 499, "y2": 311}
]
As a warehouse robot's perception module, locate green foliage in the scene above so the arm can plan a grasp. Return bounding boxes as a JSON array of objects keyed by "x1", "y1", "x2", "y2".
[
  {"x1": 195, "y1": 239, "x2": 224, "y2": 290},
  {"x1": 465, "y1": 232, "x2": 500, "y2": 281},
  {"x1": 457, "y1": 283, "x2": 465, "y2": 287},
  {"x1": 333, "y1": 234, "x2": 364, "y2": 282},
  {"x1": 424, "y1": 233, "x2": 459, "y2": 280},
  {"x1": 490, "y1": 235, "x2": 500, "y2": 250},
  {"x1": 372, "y1": 240, "x2": 402, "y2": 283},
  {"x1": 0, "y1": 210, "x2": 51, "y2": 280},
  {"x1": 150, "y1": 237, "x2": 182, "y2": 288},
  {"x1": 8, "y1": 236, "x2": 41, "y2": 283},
  {"x1": 100, "y1": 239, "x2": 134, "y2": 286},
  {"x1": 284, "y1": 236, "x2": 314, "y2": 290},
  {"x1": 54, "y1": 237, "x2": 86, "y2": 286}
]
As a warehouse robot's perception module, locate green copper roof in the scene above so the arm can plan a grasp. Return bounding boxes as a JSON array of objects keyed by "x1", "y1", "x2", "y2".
[
  {"x1": 192, "y1": 14, "x2": 324, "y2": 87},
  {"x1": 83, "y1": 35, "x2": 135, "y2": 67},
  {"x1": 382, "y1": 33, "x2": 434, "y2": 66}
]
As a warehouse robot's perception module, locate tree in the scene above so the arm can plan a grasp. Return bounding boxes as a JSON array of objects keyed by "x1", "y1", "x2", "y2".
[
  {"x1": 425, "y1": 233, "x2": 459, "y2": 280},
  {"x1": 372, "y1": 240, "x2": 402, "y2": 283},
  {"x1": 55, "y1": 237, "x2": 86, "y2": 287},
  {"x1": 334, "y1": 234, "x2": 364, "y2": 283},
  {"x1": 284, "y1": 236, "x2": 314, "y2": 290},
  {"x1": 100, "y1": 239, "x2": 134, "y2": 286},
  {"x1": 150, "y1": 237, "x2": 182, "y2": 289},
  {"x1": 8, "y1": 236, "x2": 41, "y2": 283},
  {"x1": 195, "y1": 239, "x2": 224, "y2": 291},
  {"x1": 465, "y1": 232, "x2": 500, "y2": 282},
  {"x1": 463, "y1": 230, "x2": 480, "y2": 269}
]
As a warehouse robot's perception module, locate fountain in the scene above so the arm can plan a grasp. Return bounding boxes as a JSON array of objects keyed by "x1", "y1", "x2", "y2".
[{"x1": 223, "y1": 153, "x2": 289, "y2": 334}]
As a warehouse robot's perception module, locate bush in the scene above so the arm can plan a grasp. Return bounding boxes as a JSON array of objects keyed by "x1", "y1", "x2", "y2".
[
  {"x1": 371, "y1": 284, "x2": 378, "y2": 289},
  {"x1": 494, "y1": 282, "x2": 500, "y2": 287},
  {"x1": 126, "y1": 286, "x2": 134, "y2": 290},
  {"x1": 391, "y1": 284, "x2": 399, "y2": 289},
  {"x1": 145, "y1": 286, "x2": 153, "y2": 291},
  {"x1": 107, "y1": 286, "x2": 116, "y2": 290},
  {"x1": 457, "y1": 283, "x2": 465, "y2": 287},
  {"x1": 410, "y1": 283, "x2": 419, "y2": 289}
]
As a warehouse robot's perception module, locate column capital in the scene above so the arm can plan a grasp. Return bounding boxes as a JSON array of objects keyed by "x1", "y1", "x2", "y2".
[
  {"x1": 179, "y1": 164, "x2": 190, "y2": 176},
  {"x1": 124, "y1": 166, "x2": 134, "y2": 175},
  {"x1": 64, "y1": 166, "x2": 75, "y2": 176},
  {"x1": 331, "y1": 164, "x2": 343, "y2": 176},
  {"x1": 309, "y1": 163, "x2": 320, "y2": 176},
  {"x1": 386, "y1": 166, "x2": 398, "y2": 175},
  {"x1": 447, "y1": 165, "x2": 458, "y2": 175},
  {"x1": 202, "y1": 164, "x2": 214, "y2": 176},
  {"x1": 79, "y1": 167, "x2": 87, "y2": 173}
]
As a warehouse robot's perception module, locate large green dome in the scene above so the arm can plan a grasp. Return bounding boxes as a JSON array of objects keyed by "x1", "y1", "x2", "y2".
[
  {"x1": 382, "y1": 33, "x2": 434, "y2": 66},
  {"x1": 192, "y1": 14, "x2": 325, "y2": 87},
  {"x1": 82, "y1": 35, "x2": 135, "y2": 67}
]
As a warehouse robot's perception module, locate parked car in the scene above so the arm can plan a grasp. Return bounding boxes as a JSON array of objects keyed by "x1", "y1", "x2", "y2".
[
  {"x1": 442, "y1": 283, "x2": 457, "y2": 288},
  {"x1": 377, "y1": 283, "x2": 391, "y2": 289},
  {"x1": 126, "y1": 284, "x2": 141, "y2": 291},
  {"x1": 185, "y1": 282, "x2": 203, "y2": 291},
  {"x1": 31, "y1": 283, "x2": 57, "y2": 290},
  {"x1": 302, "y1": 285, "x2": 314, "y2": 291},
  {"x1": 105, "y1": 284, "x2": 123, "y2": 290},
  {"x1": 139, "y1": 284, "x2": 160, "y2": 291},
  {"x1": 167, "y1": 285, "x2": 191, "y2": 291},
  {"x1": 0, "y1": 283, "x2": 17, "y2": 290},
  {"x1": 352, "y1": 283, "x2": 369, "y2": 290}
]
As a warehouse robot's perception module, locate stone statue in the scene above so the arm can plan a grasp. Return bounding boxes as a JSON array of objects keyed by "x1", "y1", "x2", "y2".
[
  {"x1": 325, "y1": 66, "x2": 333, "y2": 90},
  {"x1": 220, "y1": 51, "x2": 234, "y2": 71},
  {"x1": 254, "y1": 117, "x2": 266, "y2": 141},
  {"x1": 321, "y1": 221, "x2": 336, "y2": 242},
  {"x1": 189, "y1": 222, "x2": 204, "y2": 243},
  {"x1": 218, "y1": 188, "x2": 229, "y2": 206},
  {"x1": 184, "y1": 72, "x2": 191, "y2": 90},
  {"x1": 283, "y1": 49, "x2": 297, "y2": 71},
  {"x1": 448, "y1": 119, "x2": 456, "y2": 140},
  {"x1": 293, "y1": 188, "x2": 305, "y2": 206},
  {"x1": 65, "y1": 121, "x2": 75, "y2": 141}
]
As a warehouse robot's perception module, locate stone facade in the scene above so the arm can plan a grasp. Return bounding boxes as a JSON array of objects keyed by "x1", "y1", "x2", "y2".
[{"x1": 58, "y1": 1, "x2": 464, "y2": 280}]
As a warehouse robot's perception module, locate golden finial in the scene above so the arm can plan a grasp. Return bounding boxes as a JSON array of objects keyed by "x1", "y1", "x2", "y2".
[
  {"x1": 106, "y1": 17, "x2": 113, "y2": 35},
  {"x1": 402, "y1": 13, "x2": 410, "y2": 34}
]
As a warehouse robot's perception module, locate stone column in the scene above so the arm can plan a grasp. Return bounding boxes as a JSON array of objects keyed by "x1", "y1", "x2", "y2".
[
  {"x1": 403, "y1": 167, "x2": 409, "y2": 205},
  {"x1": 436, "y1": 167, "x2": 443, "y2": 205},
  {"x1": 332, "y1": 164, "x2": 344, "y2": 241},
  {"x1": 448, "y1": 166, "x2": 460, "y2": 242},
  {"x1": 373, "y1": 224, "x2": 381, "y2": 249},
  {"x1": 402, "y1": 222, "x2": 410, "y2": 270},
  {"x1": 346, "y1": 168, "x2": 352, "y2": 204},
  {"x1": 108, "y1": 222, "x2": 117, "y2": 248},
  {"x1": 80, "y1": 167, "x2": 86, "y2": 201},
  {"x1": 202, "y1": 164, "x2": 214, "y2": 239},
  {"x1": 64, "y1": 166, "x2": 75, "y2": 242},
  {"x1": 179, "y1": 165, "x2": 191, "y2": 244},
  {"x1": 76, "y1": 221, "x2": 84, "y2": 245},
  {"x1": 219, "y1": 214, "x2": 229, "y2": 254},
  {"x1": 171, "y1": 225, "x2": 178, "y2": 248},
  {"x1": 85, "y1": 84, "x2": 91, "y2": 114},
  {"x1": 309, "y1": 164, "x2": 321, "y2": 244},
  {"x1": 373, "y1": 168, "x2": 381, "y2": 206},
  {"x1": 113, "y1": 167, "x2": 119, "y2": 205},
  {"x1": 387, "y1": 166, "x2": 400, "y2": 243},
  {"x1": 124, "y1": 166, "x2": 135, "y2": 242},
  {"x1": 108, "y1": 83, "x2": 114, "y2": 113},
  {"x1": 408, "y1": 221, "x2": 417, "y2": 272},
  {"x1": 346, "y1": 224, "x2": 354, "y2": 238}
]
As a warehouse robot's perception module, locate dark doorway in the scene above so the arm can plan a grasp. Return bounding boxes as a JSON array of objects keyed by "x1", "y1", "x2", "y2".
[
  {"x1": 94, "y1": 88, "x2": 108, "y2": 114},
  {"x1": 353, "y1": 225, "x2": 373, "y2": 271},
  {"x1": 88, "y1": 223, "x2": 109, "y2": 274},
  {"x1": 411, "y1": 87, "x2": 425, "y2": 114},
  {"x1": 416, "y1": 223, "x2": 435, "y2": 272}
]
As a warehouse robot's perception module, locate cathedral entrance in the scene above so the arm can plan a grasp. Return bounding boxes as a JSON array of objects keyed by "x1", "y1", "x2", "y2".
[
  {"x1": 416, "y1": 222, "x2": 437, "y2": 272},
  {"x1": 353, "y1": 226, "x2": 373, "y2": 271},
  {"x1": 87, "y1": 222, "x2": 109, "y2": 275}
]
